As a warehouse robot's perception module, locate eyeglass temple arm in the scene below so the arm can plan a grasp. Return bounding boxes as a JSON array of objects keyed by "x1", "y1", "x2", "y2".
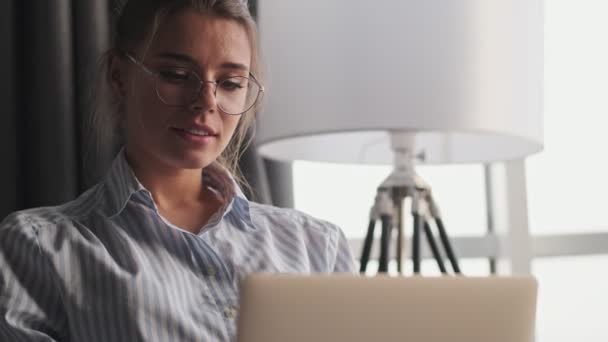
[{"x1": 124, "y1": 52, "x2": 156, "y2": 76}]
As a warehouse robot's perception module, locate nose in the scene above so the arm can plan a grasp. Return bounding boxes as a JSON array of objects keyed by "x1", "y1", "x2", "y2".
[{"x1": 189, "y1": 81, "x2": 217, "y2": 113}]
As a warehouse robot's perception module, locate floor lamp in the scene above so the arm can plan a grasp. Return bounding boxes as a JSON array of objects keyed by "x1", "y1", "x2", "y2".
[{"x1": 256, "y1": 0, "x2": 544, "y2": 275}]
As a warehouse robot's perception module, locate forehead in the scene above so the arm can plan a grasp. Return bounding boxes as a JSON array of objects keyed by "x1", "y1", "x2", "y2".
[{"x1": 145, "y1": 9, "x2": 251, "y2": 69}]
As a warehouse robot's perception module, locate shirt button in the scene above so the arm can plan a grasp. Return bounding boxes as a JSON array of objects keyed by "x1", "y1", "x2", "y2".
[{"x1": 224, "y1": 306, "x2": 238, "y2": 319}]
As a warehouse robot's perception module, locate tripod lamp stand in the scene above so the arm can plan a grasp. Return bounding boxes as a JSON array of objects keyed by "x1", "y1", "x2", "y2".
[{"x1": 359, "y1": 133, "x2": 461, "y2": 275}]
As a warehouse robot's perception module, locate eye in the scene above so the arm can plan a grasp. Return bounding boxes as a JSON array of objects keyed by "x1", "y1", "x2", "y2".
[
  {"x1": 220, "y1": 78, "x2": 248, "y2": 91},
  {"x1": 157, "y1": 68, "x2": 196, "y2": 83}
]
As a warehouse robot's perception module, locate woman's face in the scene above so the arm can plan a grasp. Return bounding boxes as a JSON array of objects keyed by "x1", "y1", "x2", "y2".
[{"x1": 117, "y1": 9, "x2": 251, "y2": 170}]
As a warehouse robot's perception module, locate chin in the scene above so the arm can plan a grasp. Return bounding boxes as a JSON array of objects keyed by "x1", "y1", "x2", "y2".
[{"x1": 168, "y1": 152, "x2": 215, "y2": 170}]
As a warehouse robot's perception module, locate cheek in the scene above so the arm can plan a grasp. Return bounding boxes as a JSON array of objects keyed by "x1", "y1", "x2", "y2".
[
  {"x1": 224, "y1": 116, "x2": 242, "y2": 138},
  {"x1": 218, "y1": 116, "x2": 242, "y2": 149},
  {"x1": 127, "y1": 83, "x2": 170, "y2": 131}
]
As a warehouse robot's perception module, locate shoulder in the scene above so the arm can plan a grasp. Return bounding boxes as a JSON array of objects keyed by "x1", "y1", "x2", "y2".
[
  {"x1": 0, "y1": 209, "x2": 53, "y2": 256},
  {"x1": 0, "y1": 184, "x2": 105, "y2": 240},
  {"x1": 1, "y1": 207, "x2": 64, "y2": 235},
  {"x1": 247, "y1": 201, "x2": 343, "y2": 240},
  {"x1": 245, "y1": 203, "x2": 344, "y2": 255},
  {"x1": 246, "y1": 202, "x2": 356, "y2": 273}
]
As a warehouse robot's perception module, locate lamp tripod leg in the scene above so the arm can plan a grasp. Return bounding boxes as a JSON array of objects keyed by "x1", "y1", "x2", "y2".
[
  {"x1": 396, "y1": 199, "x2": 404, "y2": 274},
  {"x1": 378, "y1": 214, "x2": 392, "y2": 273},
  {"x1": 435, "y1": 217, "x2": 461, "y2": 274},
  {"x1": 423, "y1": 220, "x2": 447, "y2": 274},
  {"x1": 412, "y1": 211, "x2": 423, "y2": 274},
  {"x1": 359, "y1": 219, "x2": 377, "y2": 273}
]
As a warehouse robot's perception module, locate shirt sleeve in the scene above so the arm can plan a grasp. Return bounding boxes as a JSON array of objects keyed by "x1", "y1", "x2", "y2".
[
  {"x1": 0, "y1": 213, "x2": 65, "y2": 341},
  {"x1": 330, "y1": 226, "x2": 357, "y2": 273}
]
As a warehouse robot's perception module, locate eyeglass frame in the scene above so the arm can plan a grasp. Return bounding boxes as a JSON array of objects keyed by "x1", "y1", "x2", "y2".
[{"x1": 123, "y1": 52, "x2": 264, "y2": 115}]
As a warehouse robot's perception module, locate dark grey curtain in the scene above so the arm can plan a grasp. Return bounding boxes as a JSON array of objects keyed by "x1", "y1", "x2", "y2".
[
  {"x1": 0, "y1": 0, "x2": 20, "y2": 218},
  {"x1": 0, "y1": 0, "x2": 292, "y2": 220}
]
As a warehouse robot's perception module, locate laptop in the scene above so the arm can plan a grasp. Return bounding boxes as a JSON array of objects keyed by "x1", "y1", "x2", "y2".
[{"x1": 236, "y1": 274, "x2": 537, "y2": 342}]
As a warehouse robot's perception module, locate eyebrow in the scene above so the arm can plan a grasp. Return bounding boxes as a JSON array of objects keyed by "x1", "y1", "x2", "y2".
[{"x1": 153, "y1": 52, "x2": 250, "y2": 72}]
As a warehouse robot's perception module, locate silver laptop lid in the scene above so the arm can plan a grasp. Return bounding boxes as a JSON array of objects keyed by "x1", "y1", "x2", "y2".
[{"x1": 237, "y1": 274, "x2": 537, "y2": 342}]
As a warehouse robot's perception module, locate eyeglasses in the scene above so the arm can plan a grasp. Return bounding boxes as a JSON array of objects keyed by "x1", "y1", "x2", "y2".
[{"x1": 124, "y1": 53, "x2": 264, "y2": 115}]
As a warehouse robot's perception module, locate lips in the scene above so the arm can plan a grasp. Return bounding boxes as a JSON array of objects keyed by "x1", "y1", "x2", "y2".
[
  {"x1": 171, "y1": 126, "x2": 217, "y2": 148},
  {"x1": 171, "y1": 124, "x2": 218, "y2": 137},
  {"x1": 178, "y1": 127, "x2": 213, "y2": 136}
]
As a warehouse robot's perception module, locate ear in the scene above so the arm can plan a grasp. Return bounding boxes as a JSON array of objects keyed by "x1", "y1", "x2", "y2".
[{"x1": 107, "y1": 51, "x2": 128, "y2": 98}]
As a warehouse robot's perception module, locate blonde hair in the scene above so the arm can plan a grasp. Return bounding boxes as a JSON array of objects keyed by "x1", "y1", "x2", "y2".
[{"x1": 88, "y1": 0, "x2": 262, "y2": 192}]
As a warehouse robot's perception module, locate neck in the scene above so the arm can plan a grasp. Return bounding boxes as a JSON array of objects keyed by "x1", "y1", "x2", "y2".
[{"x1": 124, "y1": 147, "x2": 207, "y2": 210}]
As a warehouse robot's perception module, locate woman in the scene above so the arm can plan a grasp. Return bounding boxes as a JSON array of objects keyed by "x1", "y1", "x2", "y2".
[{"x1": 0, "y1": 0, "x2": 355, "y2": 341}]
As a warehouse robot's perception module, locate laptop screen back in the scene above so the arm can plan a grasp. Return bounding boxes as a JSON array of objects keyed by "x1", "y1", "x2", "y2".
[{"x1": 236, "y1": 274, "x2": 537, "y2": 342}]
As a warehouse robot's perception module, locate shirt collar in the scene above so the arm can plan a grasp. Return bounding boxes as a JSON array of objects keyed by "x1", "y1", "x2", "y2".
[
  {"x1": 101, "y1": 149, "x2": 150, "y2": 218},
  {"x1": 100, "y1": 149, "x2": 254, "y2": 229}
]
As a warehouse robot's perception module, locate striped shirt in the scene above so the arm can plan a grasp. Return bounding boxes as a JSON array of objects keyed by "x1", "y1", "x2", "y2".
[{"x1": 0, "y1": 149, "x2": 356, "y2": 341}]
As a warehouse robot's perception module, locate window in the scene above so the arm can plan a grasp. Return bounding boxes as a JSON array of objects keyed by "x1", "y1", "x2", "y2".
[
  {"x1": 533, "y1": 256, "x2": 608, "y2": 341},
  {"x1": 525, "y1": 1, "x2": 608, "y2": 340},
  {"x1": 526, "y1": 0, "x2": 608, "y2": 235}
]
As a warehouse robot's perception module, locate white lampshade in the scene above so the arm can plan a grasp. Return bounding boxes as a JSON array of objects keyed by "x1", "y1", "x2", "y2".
[{"x1": 256, "y1": 0, "x2": 544, "y2": 164}]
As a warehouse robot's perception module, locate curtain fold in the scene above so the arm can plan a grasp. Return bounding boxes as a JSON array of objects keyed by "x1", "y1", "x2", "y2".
[
  {"x1": 0, "y1": 0, "x2": 291, "y2": 219},
  {"x1": 0, "y1": 0, "x2": 20, "y2": 215},
  {"x1": 73, "y1": 1, "x2": 113, "y2": 191},
  {"x1": 22, "y1": 0, "x2": 78, "y2": 208}
]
